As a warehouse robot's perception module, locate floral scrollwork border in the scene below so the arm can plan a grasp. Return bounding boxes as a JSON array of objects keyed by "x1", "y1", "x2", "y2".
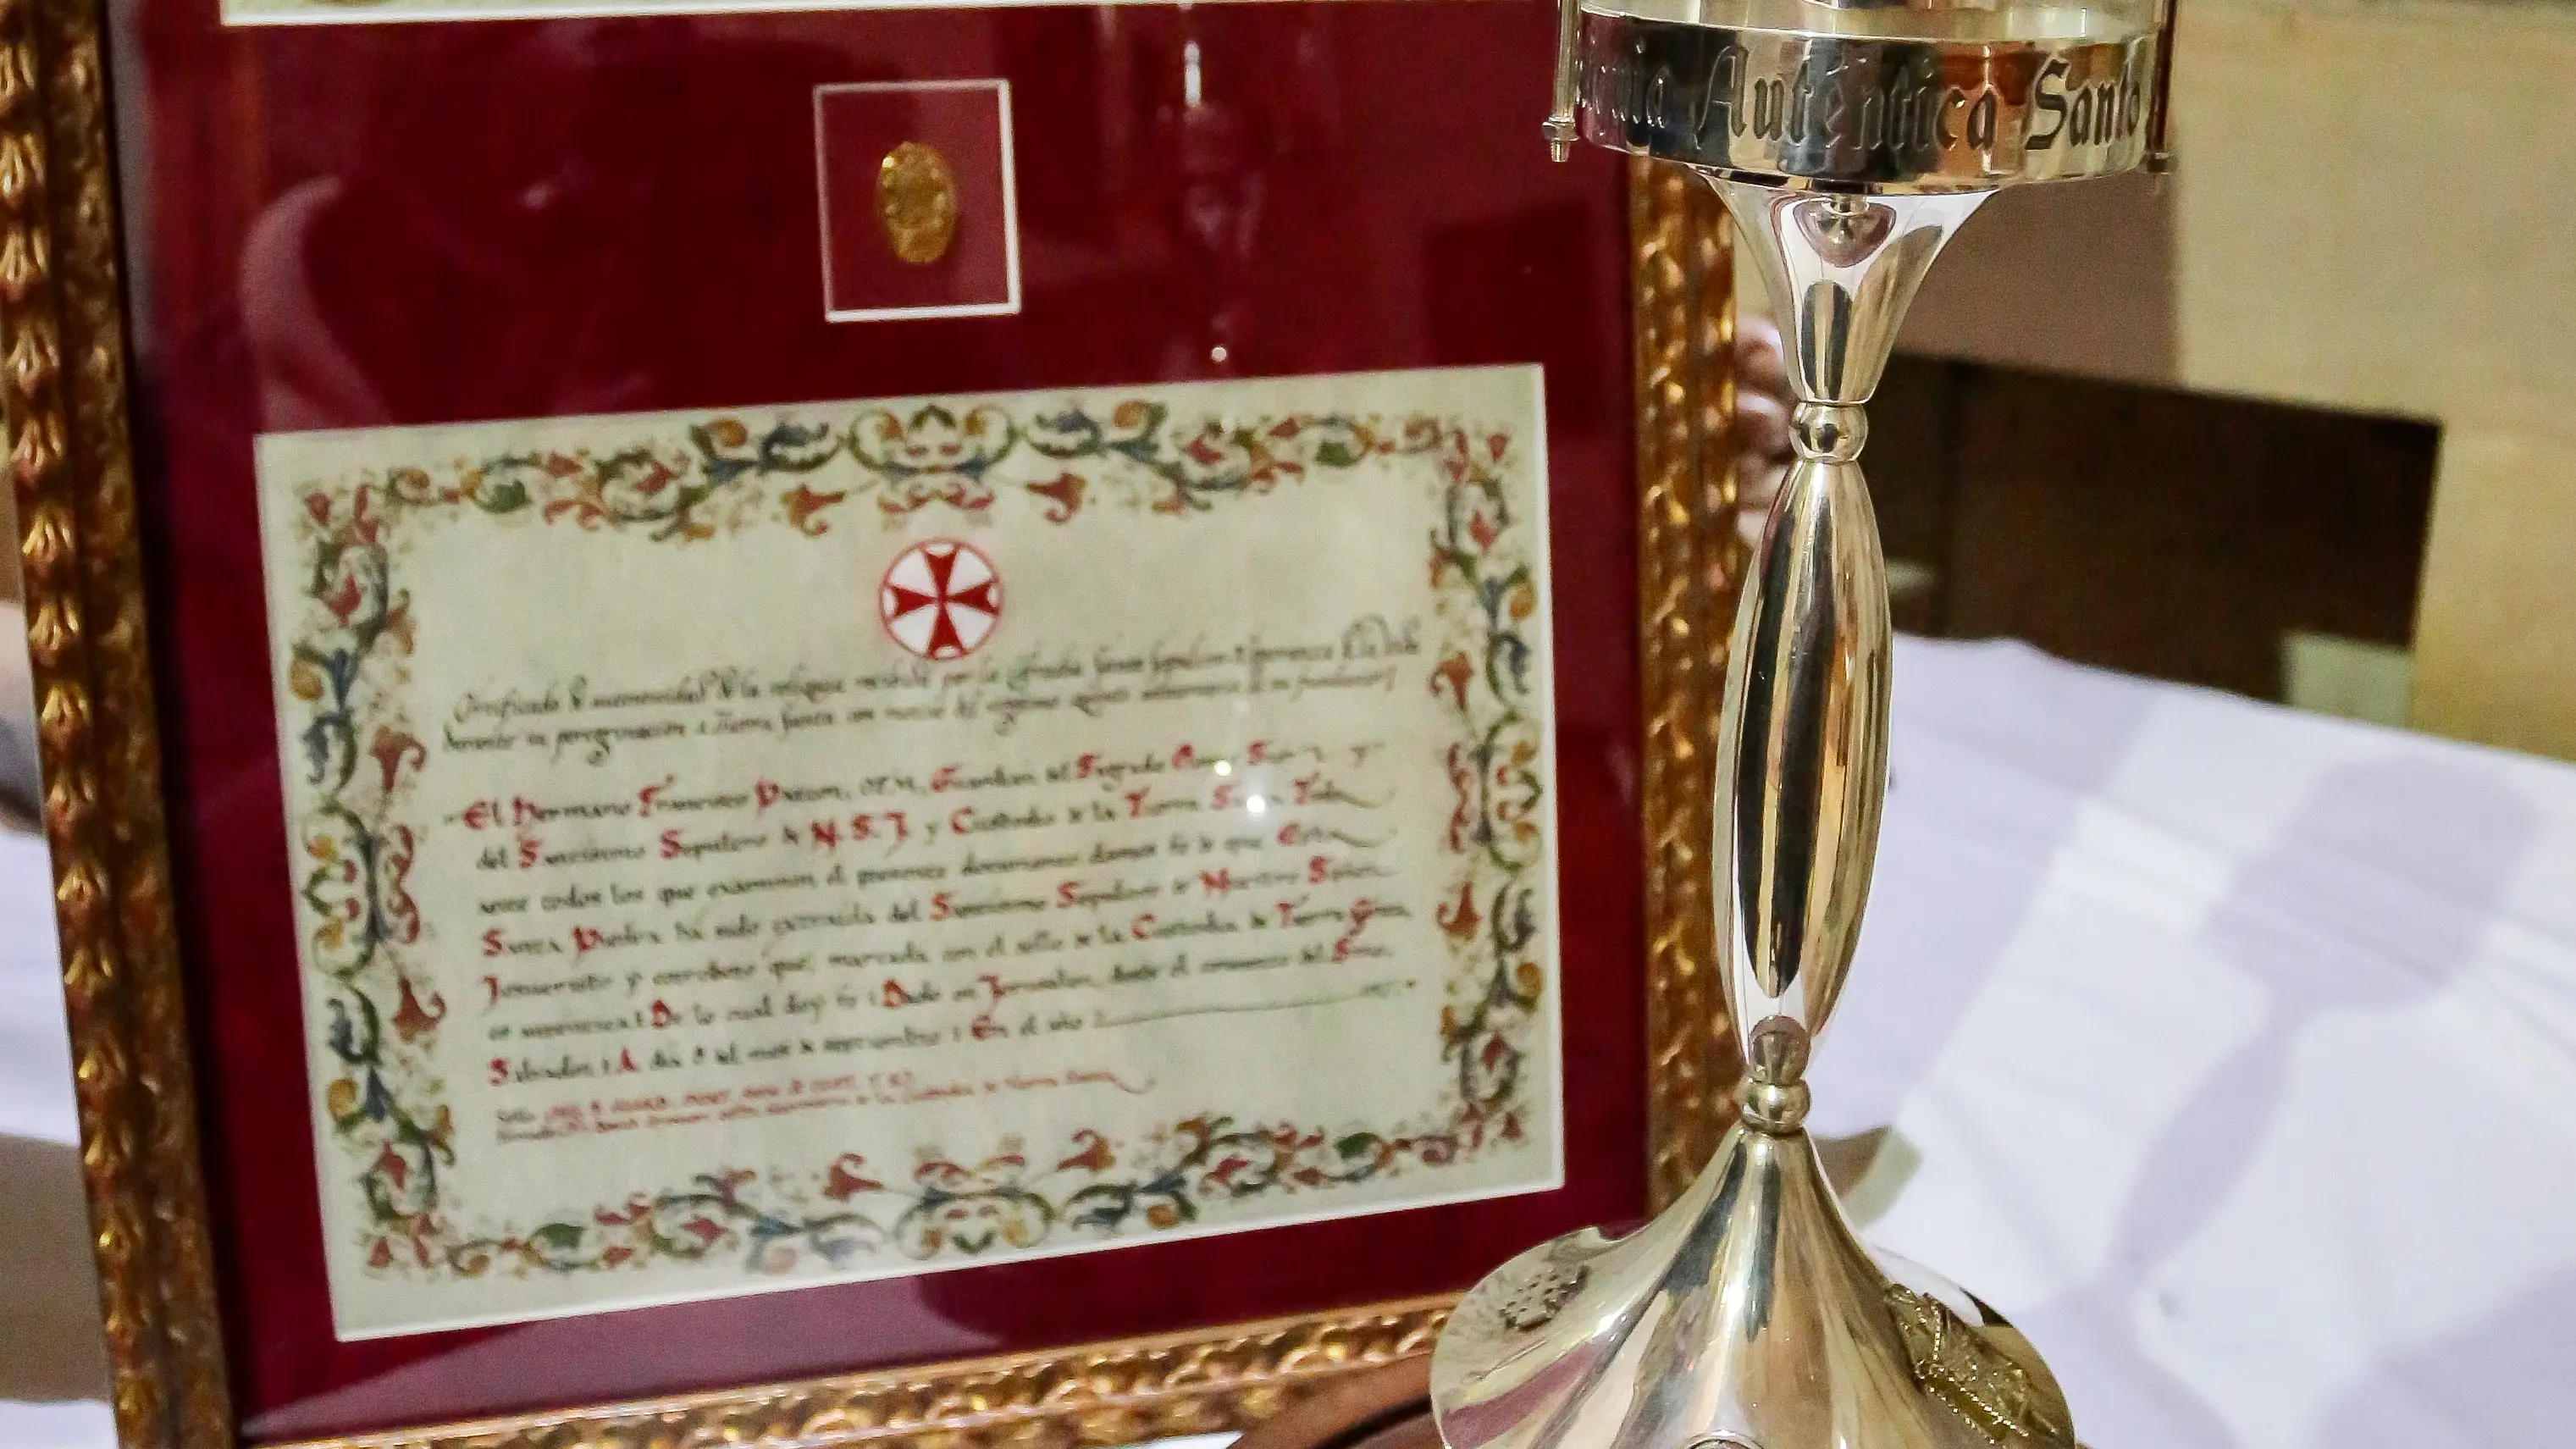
[
  {"x1": 279, "y1": 401, "x2": 1547, "y2": 1289},
  {"x1": 5, "y1": 0, "x2": 1739, "y2": 1401},
  {"x1": 1630, "y1": 157, "x2": 1746, "y2": 1212}
]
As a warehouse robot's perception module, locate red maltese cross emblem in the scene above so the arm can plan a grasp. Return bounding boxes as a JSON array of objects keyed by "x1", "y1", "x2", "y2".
[{"x1": 880, "y1": 539, "x2": 1003, "y2": 661}]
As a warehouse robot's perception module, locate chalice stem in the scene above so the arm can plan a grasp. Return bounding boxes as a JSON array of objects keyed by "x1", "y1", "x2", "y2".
[{"x1": 1710, "y1": 178, "x2": 1988, "y2": 1091}]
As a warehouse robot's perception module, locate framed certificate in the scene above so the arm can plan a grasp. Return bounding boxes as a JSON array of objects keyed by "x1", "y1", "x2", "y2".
[{"x1": 4, "y1": 0, "x2": 1743, "y2": 1442}]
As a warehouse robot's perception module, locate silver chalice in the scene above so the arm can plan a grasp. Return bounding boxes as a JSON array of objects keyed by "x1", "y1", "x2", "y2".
[{"x1": 1430, "y1": 0, "x2": 2178, "y2": 1446}]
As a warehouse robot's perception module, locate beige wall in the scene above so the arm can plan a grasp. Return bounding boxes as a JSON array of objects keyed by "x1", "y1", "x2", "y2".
[{"x1": 1896, "y1": 0, "x2": 2576, "y2": 759}]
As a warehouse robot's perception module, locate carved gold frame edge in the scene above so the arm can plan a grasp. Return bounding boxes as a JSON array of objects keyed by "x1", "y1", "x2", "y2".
[
  {"x1": 1628, "y1": 157, "x2": 1744, "y2": 1214},
  {"x1": 0, "y1": 0, "x2": 1741, "y2": 1423},
  {"x1": 285, "y1": 1295, "x2": 1454, "y2": 1449},
  {"x1": 1, "y1": 0, "x2": 234, "y2": 1443}
]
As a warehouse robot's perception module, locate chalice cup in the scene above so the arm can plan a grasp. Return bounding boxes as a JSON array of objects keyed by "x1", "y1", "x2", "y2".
[{"x1": 1429, "y1": 1, "x2": 2175, "y2": 1446}]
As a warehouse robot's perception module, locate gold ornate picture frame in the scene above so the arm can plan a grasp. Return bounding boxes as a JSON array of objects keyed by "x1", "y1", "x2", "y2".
[{"x1": 0, "y1": 0, "x2": 1744, "y2": 1438}]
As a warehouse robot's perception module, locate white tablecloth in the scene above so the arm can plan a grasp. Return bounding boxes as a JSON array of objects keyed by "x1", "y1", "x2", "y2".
[
  {"x1": 0, "y1": 829, "x2": 73, "y2": 1147},
  {"x1": 1817, "y1": 637, "x2": 2576, "y2": 1449},
  {"x1": 3, "y1": 635, "x2": 2573, "y2": 1446},
  {"x1": 0, "y1": 823, "x2": 119, "y2": 1447}
]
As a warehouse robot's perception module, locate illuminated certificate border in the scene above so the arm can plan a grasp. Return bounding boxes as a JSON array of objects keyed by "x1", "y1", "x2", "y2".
[{"x1": 254, "y1": 364, "x2": 1565, "y2": 1336}]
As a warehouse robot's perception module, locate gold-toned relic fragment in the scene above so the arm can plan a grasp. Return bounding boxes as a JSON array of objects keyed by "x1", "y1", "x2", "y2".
[{"x1": 876, "y1": 141, "x2": 959, "y2": 267}]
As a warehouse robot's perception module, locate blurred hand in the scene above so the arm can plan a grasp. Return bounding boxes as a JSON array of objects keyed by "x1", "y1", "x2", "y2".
[{"x1": 1734, "y1": 312, "x2": 1796, "y2": 550}]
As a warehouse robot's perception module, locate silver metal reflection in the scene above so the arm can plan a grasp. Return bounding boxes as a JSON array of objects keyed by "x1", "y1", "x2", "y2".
[
  {"x1": 1434, "y1": 0, "x2": 2175, "y2": 1446},
  {"x1": 1576, "y1": 12, "x2": 2157, "y2": 191},
  {"x1": 1709, "y1": 182, "x2": 1982, "y2": 1103}
]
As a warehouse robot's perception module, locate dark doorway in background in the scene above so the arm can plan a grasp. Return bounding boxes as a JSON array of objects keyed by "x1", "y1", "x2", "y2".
[{"x1": 1866, "y1": 356, "x2": 2441, "y2": 712}]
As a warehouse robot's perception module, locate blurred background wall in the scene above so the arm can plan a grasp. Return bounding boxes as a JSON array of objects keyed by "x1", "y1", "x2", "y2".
[{"x1": 1877, "y1": 0, "x2": 2576, "y2": 760}]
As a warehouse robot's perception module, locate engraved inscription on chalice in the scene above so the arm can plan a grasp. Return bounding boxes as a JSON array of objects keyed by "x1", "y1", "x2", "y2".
[{"x1": 1578, "y1": 17, "x2": 2155, "y2": 185}]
